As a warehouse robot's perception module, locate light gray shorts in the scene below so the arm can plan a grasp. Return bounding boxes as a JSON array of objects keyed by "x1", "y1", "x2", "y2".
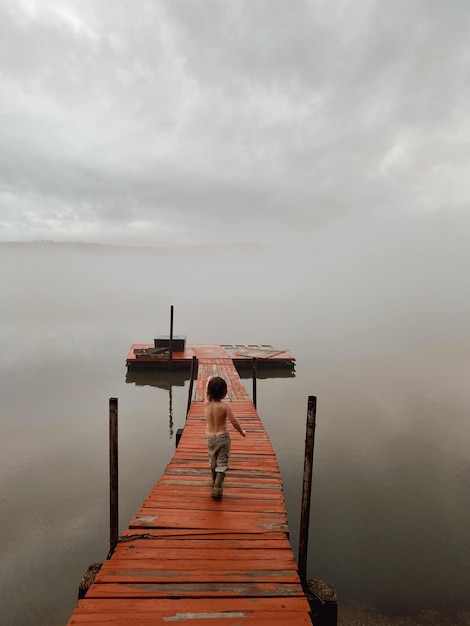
[{"x1": 206, "y1": 432, "x2": 231, "y2": 474}]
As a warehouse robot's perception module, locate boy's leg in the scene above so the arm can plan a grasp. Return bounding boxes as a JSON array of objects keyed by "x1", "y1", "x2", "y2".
[
  {"x1": 211, "y1": 433, "x2": 231, "y2": 499},
  {"x1": 212, "y1": 471, "x2": 225, "y2": 499},
  {"x1": 214, "y1": 432, "x2": 231, "y2": 474},
  {"x1": 206, "y1": 436, "x2": 217, "y2": 485}
]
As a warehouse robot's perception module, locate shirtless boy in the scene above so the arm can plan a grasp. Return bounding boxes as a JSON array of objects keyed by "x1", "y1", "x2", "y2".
[{"x1": 205, "y1": 376, "x2": 246, "y2": 499}]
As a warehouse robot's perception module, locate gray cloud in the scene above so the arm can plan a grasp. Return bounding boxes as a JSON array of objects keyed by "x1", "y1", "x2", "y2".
[{"x1": 1, "y1": 0, "x2": 469, "y2": 245}]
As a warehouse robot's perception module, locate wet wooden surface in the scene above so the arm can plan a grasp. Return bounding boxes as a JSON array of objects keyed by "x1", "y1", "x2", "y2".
[
  {"x1": 126, "y1": 342, "x2": 295, "y2": 368},
  {"x1": 67, "y1": 349, "x2": 311, "y2": 624}
]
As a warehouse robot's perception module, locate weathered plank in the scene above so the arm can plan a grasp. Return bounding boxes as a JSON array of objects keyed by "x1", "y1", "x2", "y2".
[{"x1": 86, "y1": 581, "x2": 306, "y2": 599}]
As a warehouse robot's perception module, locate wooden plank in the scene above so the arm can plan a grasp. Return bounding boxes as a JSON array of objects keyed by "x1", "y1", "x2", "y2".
[
  {"x1": 140, "y1": 498, "x2": 285, "y2": 510},
  {"x1": 129, "y1": 512, "x2": 288, "y2": 532},
  {"x1": 98, "y1": 555, "x2": 298, "y2": 572},
  {"x1": 112, "y1": 547, "x2": 296, "y2": 561},
  {"x1": 70, "y1": 602, "x2": 312, "y2": 626},
  {"x1": 86, "y1": 581, "x2": 306, "y2": 598},
  {"x1": 95, "y1": 568, "x2": 300, "y2": 585},
  {"x1": 143, "y1": 486, "x2": 285, "y2": 500},
  {"x1": 69, "y1": 606, "x2": 312, "y2": 626},
  {"x1": 72, "y1": 597, "x2": 311, "y2": 612}
]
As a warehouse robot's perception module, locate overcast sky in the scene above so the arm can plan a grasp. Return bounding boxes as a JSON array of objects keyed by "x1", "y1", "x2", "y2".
[{"x1": 1, "y1": 0, "x2": 469, "y2": 246}]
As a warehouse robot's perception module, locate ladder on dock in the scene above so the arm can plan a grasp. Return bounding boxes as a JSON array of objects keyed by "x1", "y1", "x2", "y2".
[{"x1": 67, "y1": 355, "x2": 312, "y2": 624}]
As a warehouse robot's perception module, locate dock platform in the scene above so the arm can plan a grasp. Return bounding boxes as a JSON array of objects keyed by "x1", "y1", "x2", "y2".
[
  {"x1": 67, "y1": 348, "x2": 312, "y2": 624},
  {"x1": 126, "y1": 342, "x2": 296, "y2": 370}
]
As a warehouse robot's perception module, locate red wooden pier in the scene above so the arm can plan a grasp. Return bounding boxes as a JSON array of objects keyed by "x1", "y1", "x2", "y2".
[
  {"x1": 67, "y1": 345, "x2": 313, "y2": 624},
  {"x1": 126, "y1": 341, "x2": 296, "y2": 370}
]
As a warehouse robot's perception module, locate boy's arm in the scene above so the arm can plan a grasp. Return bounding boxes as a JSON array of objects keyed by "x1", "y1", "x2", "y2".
[
  {"x1": 226, "y1": 403, "x2": 246, "y2": 437},
  {"x1": 204, "y1": 376, "x2": 213, "y2": 404}
]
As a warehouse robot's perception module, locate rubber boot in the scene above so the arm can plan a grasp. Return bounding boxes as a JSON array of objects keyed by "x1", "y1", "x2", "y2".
[
  {"x1": 211, "y1": 469, "x2": 216, "y2": 486},
  {"x1": 212, "y1": 472, "x2": 225, "y2": 499}
]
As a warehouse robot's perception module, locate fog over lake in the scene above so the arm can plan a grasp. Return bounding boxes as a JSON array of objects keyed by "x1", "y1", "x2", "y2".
[
  {"x1": 2, "y1": 3, "x2": 470, "y2": 623},
  {"x1": 0, "y1": 217, "x2": 468, "y2": 625}
]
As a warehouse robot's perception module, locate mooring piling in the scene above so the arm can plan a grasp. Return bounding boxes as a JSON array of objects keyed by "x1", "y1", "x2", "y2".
[
  {"x1": 186, "y1": 355, "x2": 198, "y2": 417},
  {"x1": 298, "y1": 395, "x2": 317, "y2": 588},
  {"x1": 169, "y1": 305, "x2": 174, "y2": 371},
  {"x1": 108, "y1": 397, "x2": 119, "y2": 559},
  {"x1": 252, "y1": 356, "x2": 257, "y2": 408}
]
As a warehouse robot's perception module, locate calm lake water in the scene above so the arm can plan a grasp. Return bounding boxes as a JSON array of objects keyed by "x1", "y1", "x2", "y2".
[{"x1": 0, "y1": 230, "x2": 469, "y2": 625}]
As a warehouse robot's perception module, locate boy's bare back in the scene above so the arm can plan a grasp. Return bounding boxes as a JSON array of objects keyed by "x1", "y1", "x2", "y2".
[
  {"x1": 205, "y1": 400, "x2": 232, "y2": 436},
  {"x1": 205, "y1": 376, "x2": 247, "y2": 438}
]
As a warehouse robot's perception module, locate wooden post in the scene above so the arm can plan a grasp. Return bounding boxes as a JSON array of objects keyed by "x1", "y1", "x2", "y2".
[
  {"x1": 175, "y1": 428, "x2": 184, "y2": 447},
  {"x1": 169, "y1": 305, "x2": 174, "y2": 371},
  {"x1": 306, "y1": 579, "x2": 337, "y2": 625},
  {"x1": 252, "y1": 357, "x2": 257, "y2": 409},
  {"x1": 298, "y1": 395, "x2": 317, "y2": 588},
  {"x1": 109, "y1": 397, "x2": 119, "y2": 558},
  {"x1": 186, "y1": 356, "x2": 198, "y2": 418}
]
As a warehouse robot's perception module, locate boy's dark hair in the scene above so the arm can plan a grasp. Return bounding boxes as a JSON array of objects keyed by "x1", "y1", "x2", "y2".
[{"x1": 207, "y1": 376, "x2": 227, "y2": 401}]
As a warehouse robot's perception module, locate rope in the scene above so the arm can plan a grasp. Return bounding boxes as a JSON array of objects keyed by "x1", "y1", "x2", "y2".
[{"x1": 117, "y1": 528, "x2": 287, "y2": 543}]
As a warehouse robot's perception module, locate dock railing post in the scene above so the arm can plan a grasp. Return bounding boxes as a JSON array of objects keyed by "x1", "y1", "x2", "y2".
[
  {"x1": 169, "y1": 305, "x2": 174, "y2": 371},
  {"x1": 109, "y1": 397, "x2": 119, "y2": 558},
  {"x1": 186, "y1": 356, "x2": 198, "y2": 418},
  {"x1": 298, "y1": 395, "x2": 317, "y2": 589},
  {"x1": 252, "y1": 357, "x2": 257, "y2": 409}
]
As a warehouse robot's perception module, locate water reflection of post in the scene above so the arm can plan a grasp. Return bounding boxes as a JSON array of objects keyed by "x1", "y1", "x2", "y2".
[
  {"x1": 168, "y1": 381, "x2": 174, "y2": 439},
  {"x1": 168, "y1": 305, "x2": 174, "y2": 432}
]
